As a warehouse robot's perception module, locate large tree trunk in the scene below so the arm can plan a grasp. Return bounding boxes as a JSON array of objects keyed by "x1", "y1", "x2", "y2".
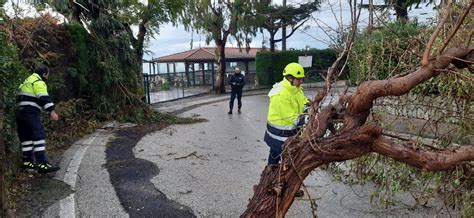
[
  {"x1": 269, "y1": 31, "x2": 276, "y2": 52},
  {"x1": 135, "y1": 18, "x2": 148, "y2": 85},
  {"x1": 241, "y1": 47, "x2": 474, "y2": 217},
  {"x1": 0, "y1": 83, "x2": 6, "y2": 217},
  {"x1": 215, "y1": 40, "x2": 227, "y2": 94},
  {"x1": 281, "y1": 0, "x2": 287, "y2": 51},
  {"x1": 394, "y1": 0, "x2": 408, "y2": 23}
]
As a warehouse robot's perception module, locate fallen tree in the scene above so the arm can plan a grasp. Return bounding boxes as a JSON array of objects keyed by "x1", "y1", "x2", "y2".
[{"x1": 242, "y1": 1, "x2": 473, "y2": 217}]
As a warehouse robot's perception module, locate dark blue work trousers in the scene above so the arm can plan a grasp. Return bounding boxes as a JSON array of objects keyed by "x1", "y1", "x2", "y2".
[
  {"x1": 229, "y1": 88, "x2": 243, "y2": 111},
  {"x1": 264, "y1": 131, "x2": 284, "y2": 165},
  {"x1": 15, "y1": 110, "x2": 48, "y2": 163}
]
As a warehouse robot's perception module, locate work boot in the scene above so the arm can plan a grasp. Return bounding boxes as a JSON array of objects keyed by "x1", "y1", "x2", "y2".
[
  {"x1": 295, "y1": 190, "x2": 304, "y2": 197},
  {"x1": 37, "y1": 162, "x2": 60, "y2": 174},
  {"x1": 20, "y1": 161, "x2": 36, "y2": 173}
]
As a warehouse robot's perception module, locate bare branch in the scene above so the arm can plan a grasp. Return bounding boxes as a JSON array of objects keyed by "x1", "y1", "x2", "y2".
[
  {"x1": 422, "y1": 0, "x2": 452, "y2": 66},
  {"x1": 274, "y1": 18, "x2": 308, "y2": 43},
  {"x1": 439, "y1": 1, "x2": 473, "y2": 54},
  {"x1": 310, "y1": 0, "x2": 362, "y2": 110}
]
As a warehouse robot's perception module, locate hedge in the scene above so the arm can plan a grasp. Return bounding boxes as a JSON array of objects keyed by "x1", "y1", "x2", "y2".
[{"x1": 255, "y1": 49, "x2": 338, "y2": 86}]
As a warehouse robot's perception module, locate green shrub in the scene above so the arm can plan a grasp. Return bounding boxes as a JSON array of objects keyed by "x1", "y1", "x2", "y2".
[
  {"x1": 348, "y1": 21, "x2": 425, "y2": 85},
  {"x1": 348, "y1": 19, "x2": 472, "y2": 99},
  {"x1": 0, "y1": 30, "x2": 29, "y2": 154},
  {"x1": 160, "y1": 82, "x2": 171, "y2": 90},
  {"x1": 64, "y1": 23, "x2": 92, "y2": 99}
]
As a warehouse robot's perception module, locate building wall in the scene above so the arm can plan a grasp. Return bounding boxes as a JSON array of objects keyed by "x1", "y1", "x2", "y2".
[{"x1": 225, "y1": 61, "x2": 256, "y2": 75}]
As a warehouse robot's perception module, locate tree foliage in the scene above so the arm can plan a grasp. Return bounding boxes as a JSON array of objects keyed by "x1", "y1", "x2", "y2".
[
  {"x1": 348, "y1": 21, "x2": 426, "y2": 84},
  {"x1": 255, "y1": 0, "x2": 320, "y2": 52},
  {"x1": 0, "y1": 29, "x2": 29, "y2": 154},
  {"x1": 181, "y1": 0, "x2": 258, "y2": 93},
  {"x1": 244, "y1": 1, "x2": 473, "y2": 216},
  {"x1": 0, "y1": 14, "x2": 29, "y2": 215},
  {"x1": 107, "y1": 0, "x2": 185, "y2": 70}
]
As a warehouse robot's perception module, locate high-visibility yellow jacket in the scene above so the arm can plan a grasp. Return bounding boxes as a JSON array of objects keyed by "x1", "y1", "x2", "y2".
[
  {"x1": 17, "y1": 73, "x2": 55, "y2": 113},
  {"x1": 267, "y1": 78, "x2": 308, "y2": 126},
  {"x1": 264, "y1": 78, "x2": 308, "y2": 144}
]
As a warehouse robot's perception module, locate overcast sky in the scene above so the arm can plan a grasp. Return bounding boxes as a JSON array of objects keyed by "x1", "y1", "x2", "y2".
[
  {"x1": 143, "y1": 0, "x2": 438, "y2": 60},
  {"x1": 4, "y1": 0, "x2": 439, "y2": 63}
]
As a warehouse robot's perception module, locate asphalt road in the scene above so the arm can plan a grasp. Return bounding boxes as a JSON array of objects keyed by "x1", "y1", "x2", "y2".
[
  {"x1": 40, "y1": 93, "x2": 451, "y2": 217},
  {"x1": 134, "y1": 95, "x2": 445, "y2": 217}
]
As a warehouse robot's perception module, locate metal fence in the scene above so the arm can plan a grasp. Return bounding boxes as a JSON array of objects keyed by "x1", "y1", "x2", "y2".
[{"x1": 143, "y1": 70, "x2": 256, "y2": 104}]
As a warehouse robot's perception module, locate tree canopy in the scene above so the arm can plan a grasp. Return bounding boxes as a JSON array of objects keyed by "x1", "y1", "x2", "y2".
[
  {"x1": 181, "y1": 0, "x2": 258, "y2": 93},
  {"x1": 255, "y1": 0, "x2": 320, "y2": 52}
]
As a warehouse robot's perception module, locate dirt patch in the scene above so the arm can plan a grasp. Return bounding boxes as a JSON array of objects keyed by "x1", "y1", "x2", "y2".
[{"x1": 9, "y1": 172, "x2": 72, "y2": 216}]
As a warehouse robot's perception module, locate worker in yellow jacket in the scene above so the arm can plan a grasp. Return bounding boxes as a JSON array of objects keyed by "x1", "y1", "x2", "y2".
[
  {"x1": 264, "y1": 62, "x2": 309, "y2": 165},
  {"x1": 16, "y1": 64, "x2": 60, "y2": 173}
]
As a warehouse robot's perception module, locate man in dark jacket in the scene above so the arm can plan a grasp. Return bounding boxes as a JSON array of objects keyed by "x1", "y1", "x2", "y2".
[{"x1": 228, "y1": 67, "x2": 245, "y2": 114}]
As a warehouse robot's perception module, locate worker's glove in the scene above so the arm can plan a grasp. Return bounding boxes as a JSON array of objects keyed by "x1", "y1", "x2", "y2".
[
  {"x1": 303, "y1": 105, "x2": 310, "y2": 113},
  {"x1": 296, "y1": 113, "x2": 309, "y2": 127}
]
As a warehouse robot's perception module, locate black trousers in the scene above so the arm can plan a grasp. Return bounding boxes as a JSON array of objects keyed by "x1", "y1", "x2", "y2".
[
  {"x1": 229, "y1": 88, "x2": 243, "y2": 111},
  {"x1": 16, "y1": 110, "x2": 47, "y2": 163}
]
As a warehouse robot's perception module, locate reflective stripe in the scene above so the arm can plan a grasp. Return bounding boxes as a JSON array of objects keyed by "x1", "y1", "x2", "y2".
[
  {"x1": 21, "y1": 140, "x2": 33, "y2": 146},
  {"x1": 18, "y1": 101, "x2": 41, "y2": 109},
  {"x1": 268, "y1": 122, "x2": 296, "y2": 131},
  {"x1": 265, "y1": 130, "x2": 288, "y2": 142},
  {"x1": 33, "y1": 140, "x2": 46, "y2": 145},
  {"x1": 44, "y1": 103, "x2": 54, "y2": 109},
  {"x1": 34, "y1": 146, "x2": 46, "y2": 151},
  {"x1": 22, "y1": 146, "x2": 33, "y2": 151},
  {"x1": 37, "y1": 93, "x2": 49, "y2": 98},
  {"x1": 18, "y1": 92, "x2": 37, "y2": 97},
  {"x1": 267, "y1": 123, "x2": 298, "y2": 137}
]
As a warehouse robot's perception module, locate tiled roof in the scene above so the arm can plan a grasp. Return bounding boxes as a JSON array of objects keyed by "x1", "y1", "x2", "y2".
[{"x1": 152, "y1": 47, "x2": 264, "y2": 62}]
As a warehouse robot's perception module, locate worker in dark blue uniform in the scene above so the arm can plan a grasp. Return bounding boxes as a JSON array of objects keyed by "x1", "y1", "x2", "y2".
[
  {"x1": 228, "y1": 67, "x2": 246, "y2": 114},
  {"x1": 16, "y1": 64, "x2": 60, "y2": 173}
]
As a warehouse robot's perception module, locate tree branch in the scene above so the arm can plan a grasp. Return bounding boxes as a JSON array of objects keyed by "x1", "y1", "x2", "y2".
[
  {"x1": 439, "y1": 1, "x2": 473, "y2": 54},
  {"x1": 243, "y1": 125, "x2": 474, "y2": 216},
  {"x1": 242, "y1": 125, "x2": 382, "y2": 217},
  {"x1": 372, "y1": 138, "x2": 474, "y2": 171},
  {"x1": 421, "y1": 0, "x2": 452, "y2": 66},
  {"x1": 343, "y1": 47, "x2": 473, "y2": 131},
  {"x1": 306, "y1": 105, "x2": 336, "y2": 139},
  {"x1": 273, "y1": 18, "x2": 308, "y2": 43},
  {"x1": 310, "y1": 0, "x2": 362, "y2": 110}
]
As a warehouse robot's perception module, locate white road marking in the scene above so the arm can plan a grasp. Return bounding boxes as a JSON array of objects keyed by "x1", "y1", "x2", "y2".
[
  {"x1": 59, "y1": 194, "x2": 75, "y2": 218},
  {"x1": 59, "y1": 133, "x2": 98, "y2": 217}
]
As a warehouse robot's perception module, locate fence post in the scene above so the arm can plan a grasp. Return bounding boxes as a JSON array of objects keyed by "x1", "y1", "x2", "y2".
[
  {"x1": 143, "y1": 74, "x2": 147, "y2": 102},
  {"x1": 211, "y1": 62, "x2": 215, "y2": 87},
  {"x1": 181, "y1": 71, "x2": 185, "y2": 98},
  {"x1": 146, "y1": 75, "x2": 151, "y2": 104}
]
